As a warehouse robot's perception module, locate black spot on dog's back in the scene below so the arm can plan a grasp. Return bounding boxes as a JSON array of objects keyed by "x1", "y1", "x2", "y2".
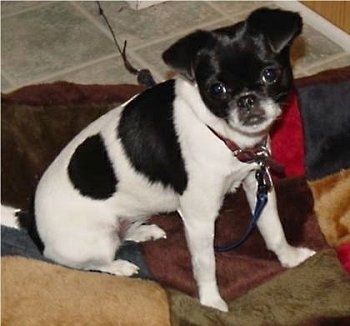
[
  {"x1": 68, "y1": 134, "x2": 117, "y2": 199},
  {"x1": 118, "y1": 80, "x2": 188, "y2": 194}
]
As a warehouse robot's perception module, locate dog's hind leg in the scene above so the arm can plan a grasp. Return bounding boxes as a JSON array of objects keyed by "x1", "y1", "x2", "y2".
[
  {"x1": 45, "y1": 240, "x2": 140, "y2": 277},
  {"x1": 42, "y1": 218, "x2": 140, "y2": 277},
  {"x1": 87, "y1": 259, "x2": 139, "y2": 276}
]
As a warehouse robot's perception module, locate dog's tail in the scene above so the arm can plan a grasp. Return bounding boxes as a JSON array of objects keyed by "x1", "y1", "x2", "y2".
[
  {"x1": 1, "y1": 205, "x2": 21, "y2": 229},
  {"x1": 1, "y1": 204, "x2": 44, "y2": 252}
]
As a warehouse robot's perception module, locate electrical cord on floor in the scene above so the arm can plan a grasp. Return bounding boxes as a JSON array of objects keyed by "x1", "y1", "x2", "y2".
[{"x1": 96, "y1": 1, "x2": 157, "y2": 88}]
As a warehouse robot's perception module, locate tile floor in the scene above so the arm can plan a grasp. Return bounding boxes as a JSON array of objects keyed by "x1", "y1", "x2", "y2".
[{"x1": 2, "y1": 1, "x2": 350, "y2": 93}]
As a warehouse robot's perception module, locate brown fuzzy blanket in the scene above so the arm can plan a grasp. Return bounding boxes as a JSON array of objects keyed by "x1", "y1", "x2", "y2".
[
  {"x1": 2, "y1": 68, "x2": 350, "y2": 325},
  {"x1": 143, "y1": 177, "x2": 326, "y2": 302}
]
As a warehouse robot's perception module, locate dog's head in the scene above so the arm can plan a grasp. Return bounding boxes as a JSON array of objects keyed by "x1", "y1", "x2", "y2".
[{"x1": 163, "y1": 8, "x2": 302, "y2": 136}]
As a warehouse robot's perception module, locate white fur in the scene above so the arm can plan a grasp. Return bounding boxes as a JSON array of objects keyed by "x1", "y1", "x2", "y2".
[
  {"x1": 1, "y1": 205, "x2": 21, "y2": 229},
  {"x1": 125, "y1": 223, "x2": 167, "y2": 242},
  {"x1": 32, "y1": 78, "x2": 314, "y2": 312}
]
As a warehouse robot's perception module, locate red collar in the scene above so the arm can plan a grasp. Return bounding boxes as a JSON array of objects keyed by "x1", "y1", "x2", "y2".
[{"x1": 207, "y1": 126, "x2": 285, "y2": 176}]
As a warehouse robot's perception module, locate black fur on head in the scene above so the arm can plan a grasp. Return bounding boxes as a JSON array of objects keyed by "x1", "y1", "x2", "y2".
[
  {"x1": 246, "y1": 8, "x2": 302, "y2": 54},
  {"x1": 162, "y1": 8, "x2": 302, "y2": 129},
  {"x1": 162, "y1": 8, "x2": 302, "y2": 81}
]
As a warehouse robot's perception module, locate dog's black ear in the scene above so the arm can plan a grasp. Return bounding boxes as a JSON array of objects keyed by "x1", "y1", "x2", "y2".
[
  {"x1": 246, "y1": 8, "x2": 302, "y2": 53},
  {"x1": 162, "y1": 30, "x2": 213, "y2": 81}
]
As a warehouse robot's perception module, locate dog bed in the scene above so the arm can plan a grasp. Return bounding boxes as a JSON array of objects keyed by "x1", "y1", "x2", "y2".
[{"x1": 2, "y1": 66, "x2": 350, "y2": 325}]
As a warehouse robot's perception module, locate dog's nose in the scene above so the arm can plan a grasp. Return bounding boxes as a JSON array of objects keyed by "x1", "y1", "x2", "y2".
[{"x1": 237, "y1": 94, "x2": 256, "y2": 110}]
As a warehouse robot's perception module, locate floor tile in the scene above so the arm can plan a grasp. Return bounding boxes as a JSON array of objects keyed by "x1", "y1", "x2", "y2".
[
  {"x1": 1, "y1": 2, "x2": 115, "y2": 86},
  {"x1": 133, "y1": 19, "x2": 234, "y2": 80},
  {"x1": 1, "y1": 0, "x2": 349, "y2": 93},
  {"x1": 78, "y1": 1, "x2": 221, "y2": 49},
  {"x1": 308, "y1": 53, "x2": 350, "y2": 75},
  {"x1": 1, "y1": 1, "x2": 48, "y2": 17},
  {"x1": 291, "y1": 24, "x2": 345, "y2": 71},
  {"x1": 1, "y1": 74, "x2": 13, "y2": 93},
  {"x1": 48, "y1": 55, "x2": 141, "y2": 85}
]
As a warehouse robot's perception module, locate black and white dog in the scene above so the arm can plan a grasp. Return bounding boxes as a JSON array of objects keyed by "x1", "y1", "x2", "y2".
[{"x1": 9, "y1": 8, "x2": 316, "y2": 311}]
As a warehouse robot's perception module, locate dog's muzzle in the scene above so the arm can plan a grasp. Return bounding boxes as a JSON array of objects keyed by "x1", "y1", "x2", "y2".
[{"x1": 236, "y1": 93, "x2": 266, "y2": 126}]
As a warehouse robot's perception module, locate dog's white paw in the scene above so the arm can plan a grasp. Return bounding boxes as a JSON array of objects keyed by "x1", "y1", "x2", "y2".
[
  {"x1": 200, "y1": 296, "x2": 228, "y2": 312},
  {"x1": 96, "y1": 259, "x2": 139, "y2": 276},
  {"x1": 125, "y1": 224, "x2": 167, "y2": 243},
  {"x1": 279, "y1": 247, "x2": 316, "y2": 268}
]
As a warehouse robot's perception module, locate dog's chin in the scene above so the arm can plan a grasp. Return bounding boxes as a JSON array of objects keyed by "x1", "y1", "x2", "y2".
[
  {"x1": 242, "y1": 114, "x2": 266, "y2": 127},
  {"x1": 229, "y1": 118, "x2": 273, "y2": 136},
  {"x1": 228, "y1": 104, "x2": 281, "y2": 136}
]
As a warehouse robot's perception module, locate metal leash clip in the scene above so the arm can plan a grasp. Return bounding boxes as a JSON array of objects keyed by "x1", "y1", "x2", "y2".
[
  {"x1": 255, "y1": 163, "x2": 272, "y2": 194},
  {"x1": 254, "y1": 144, "x2": 273, "y2": 194}
]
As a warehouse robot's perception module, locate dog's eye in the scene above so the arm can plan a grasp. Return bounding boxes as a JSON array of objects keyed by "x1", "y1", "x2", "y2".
[
  {"x1": 209, "y1": 82, "x2": 227, "y2": 98},
  {"x1": 261, "y1": 67, "x2": 280, "y2": 84}
]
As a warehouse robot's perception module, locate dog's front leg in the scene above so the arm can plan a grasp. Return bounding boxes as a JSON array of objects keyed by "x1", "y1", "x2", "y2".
[
  {"x1": 242, "y1": 171, "x2": 315, "y2": 267},
  {"x1": 178, "y1": 182, "x2": 228, "y2": 312}
]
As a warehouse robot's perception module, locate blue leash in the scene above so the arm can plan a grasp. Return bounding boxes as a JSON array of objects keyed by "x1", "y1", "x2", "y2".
[{"x1": 215, "y1": 165, "x2": 271, "y2": 252}]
